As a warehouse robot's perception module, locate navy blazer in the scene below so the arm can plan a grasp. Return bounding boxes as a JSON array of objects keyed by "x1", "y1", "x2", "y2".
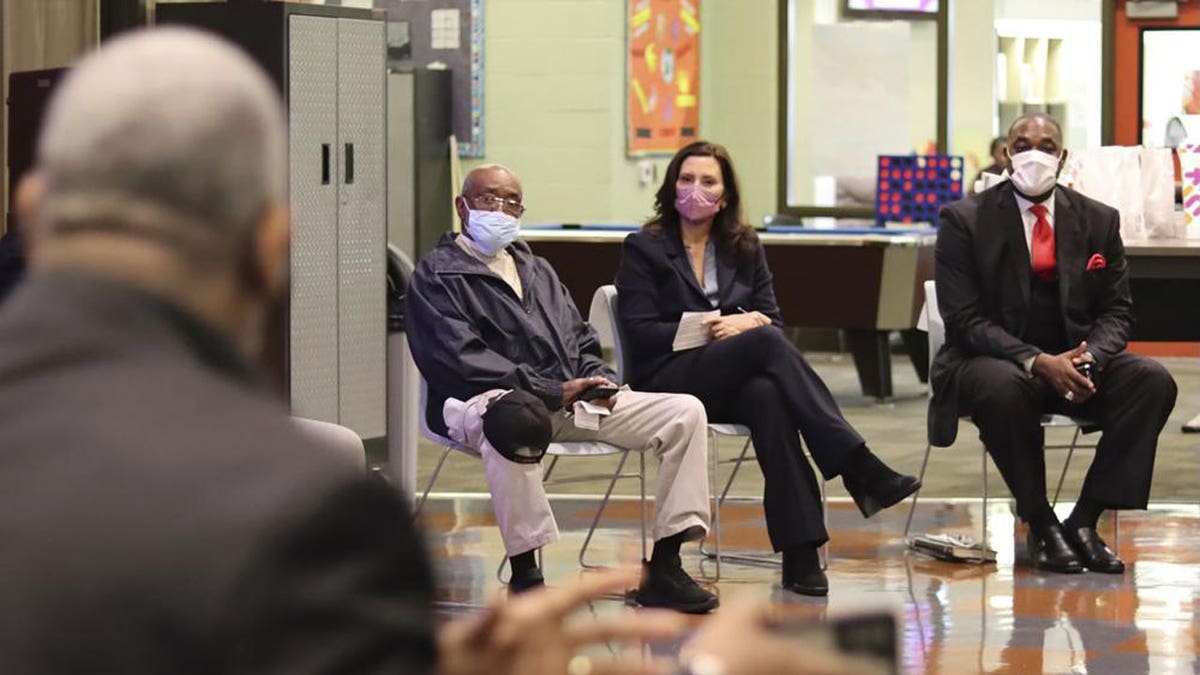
[{"x1": 615, "y1": 228, "x2": 784, "y2": 385}]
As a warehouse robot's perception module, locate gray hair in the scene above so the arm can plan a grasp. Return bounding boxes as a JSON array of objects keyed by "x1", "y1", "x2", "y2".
[{"x1": 35, "y1": 27, "x2": 286, "y2": 259}]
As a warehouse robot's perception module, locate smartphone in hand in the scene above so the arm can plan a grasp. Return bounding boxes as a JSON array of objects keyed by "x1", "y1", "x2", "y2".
[
  {"x1": 578, "y1": 386, "x2": 619, "y2": 402},
  {"x1": 1075, "y1": 362, "x2": 1093, "y2": 382},
  {"x1": 769, "y1": 611, "x2": 898, "y2": 675}
]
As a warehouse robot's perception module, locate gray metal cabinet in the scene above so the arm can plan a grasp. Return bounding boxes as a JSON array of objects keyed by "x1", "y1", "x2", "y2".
[{"x1": 158, "y1": 3, "x2": 388, "y2": 446}]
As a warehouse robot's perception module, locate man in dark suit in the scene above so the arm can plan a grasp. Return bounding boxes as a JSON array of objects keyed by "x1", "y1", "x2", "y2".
[
  {"x1": 933, "y1": 113, "x2": 1176, "y2": 574},
  {"x1": 0, "y1": 29, "x2": 439, "y2": 673}
]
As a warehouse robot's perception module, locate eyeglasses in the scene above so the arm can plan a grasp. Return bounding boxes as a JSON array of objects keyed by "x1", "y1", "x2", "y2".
[{"x1": 468, "y1": 194, "x2": 526, "y2": 217}]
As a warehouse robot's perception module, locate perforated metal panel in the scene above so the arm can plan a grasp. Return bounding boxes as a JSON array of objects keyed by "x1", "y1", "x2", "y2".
[
  {"x1": 288, "y1": 15, "x2": 340, "y2": 423},
  {"x1": 336, "y1": 18, "x2": 387, "y2": 438}
]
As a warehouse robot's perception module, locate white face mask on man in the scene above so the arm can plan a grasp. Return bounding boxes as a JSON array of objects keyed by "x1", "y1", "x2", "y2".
[
  {"x1": 465, "y1": 209, "x2": 521, "y2": 257},
  {"x1": 1008, "y1": 149, "x2": 1063, "y2": 196}
]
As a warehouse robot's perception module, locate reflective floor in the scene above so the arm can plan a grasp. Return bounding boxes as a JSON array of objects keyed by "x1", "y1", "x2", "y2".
[{"x1": 419, "y1": 495, "x2": 1200, "y2": 674}]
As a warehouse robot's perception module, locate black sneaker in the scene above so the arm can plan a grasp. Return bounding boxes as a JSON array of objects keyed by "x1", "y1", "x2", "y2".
[
  {"x1": 634, "y1": 558, "x2": 719, "y2": 614},
  {"x1": 509, "y1": 568, "x2": 545, "y2": 595}
]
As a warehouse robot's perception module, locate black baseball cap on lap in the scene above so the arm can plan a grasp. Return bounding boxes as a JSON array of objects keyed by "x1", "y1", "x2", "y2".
[{"x1": 482, "y1": 390, "x2": 552, "y2": 464}]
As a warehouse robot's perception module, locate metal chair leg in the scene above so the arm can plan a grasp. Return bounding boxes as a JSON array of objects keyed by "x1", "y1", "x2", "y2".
[
  {"x1": 579, "y1": 450, "x2": 632, "y2": 569},
  {"x1": 709, "y1": 429, "x2": 721, "y2": 581},
  {"x1": 981, "y1": 449, "x2": 990, "y2": 553},
  {"x1": 700, "y1": 437, "x2": 752, "y2": 561},
  {"x1": 903, "y1": 444, "x2": 933, "y2": 540},
  {"x1": 639, "y1": 450, "x2": 647, "y2": 562},
  {"x1": 414, "y1": 446, "x2": 453, "y2": 515},
  {"x1": 1051, "y1": 428, "x2": 1081, "y2": 508},
  {"x1": 542, "y1": 455, "x2": 561, "y2": 482}
]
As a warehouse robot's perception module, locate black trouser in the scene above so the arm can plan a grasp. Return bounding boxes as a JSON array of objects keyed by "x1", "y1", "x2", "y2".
[
  {"x1": 956, "y1": 353, "x2": 1177, "y2": 521},
  {"x1": 641, "y1": 326, "x2": 866, "y2": 550}
]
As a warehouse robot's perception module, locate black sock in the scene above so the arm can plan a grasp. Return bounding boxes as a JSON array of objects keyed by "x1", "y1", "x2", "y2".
[
  {"x1": 1026, "y1": 505, "x2": 1058, "y2": 531},
  {"x1": 782, "y1": 544, "x2": 821, "y2": 573},
  {"x1": 1066, "y1": 497, "x2": 1104, "y2": 530},
  {"x1": 510, "y1": 550, "x2": 539, "y2": 579},
  {"x1": 650, "y1": 530, "x2": 688, "y2": 567}
]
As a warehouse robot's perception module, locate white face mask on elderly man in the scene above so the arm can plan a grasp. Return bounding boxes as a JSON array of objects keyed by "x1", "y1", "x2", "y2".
[
  {"x1": 1009, "y1": 149, "x2": 1062, "y2": 197},
  {"x1": 465, "y1": 209, "x2": 521, "y2": 257}
]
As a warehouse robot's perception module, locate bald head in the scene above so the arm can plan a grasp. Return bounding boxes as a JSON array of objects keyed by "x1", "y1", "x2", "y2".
[
  {"x1": 456, "y1": 164, "x2": 524, "y2": 227},
  {"x1": 1007, "y1": 113, "x2": 1063, "y2": 152},
  {"x1": 461, "y1": 164, "x2": 521, "y2": 199},
  {"x1": 33, "y1": 27, "x2": 286, "y2": 259}
]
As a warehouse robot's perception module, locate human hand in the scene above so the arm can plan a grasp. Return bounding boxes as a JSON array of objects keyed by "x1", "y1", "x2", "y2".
[
  {"x1": 1031, "y1": 341, "x2": 1096, "y2": 404},
  {"x1": 437, "y1": 568, "x2": 686, "y2": 675},
  {"x1": 706, "y1": 313, "x2": 763, "y2": 341},
  {"x1": 562, "y1": 376, "x2": 620, "y2": 410},
  {"x1": 682, "y1": 597, "x2": 889, "y2": 675}
]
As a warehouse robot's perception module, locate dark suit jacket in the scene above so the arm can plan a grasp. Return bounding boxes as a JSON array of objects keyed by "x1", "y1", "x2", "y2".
[
  {"x1": 930, "y1": 182, "x2": 1133, "y2": 446},
  {"x1": 615, "y1": 228, "x2": 784, "y2": 385},
  {"x1": 0, "y1": 274, "x2": 436, "y2": 674}
]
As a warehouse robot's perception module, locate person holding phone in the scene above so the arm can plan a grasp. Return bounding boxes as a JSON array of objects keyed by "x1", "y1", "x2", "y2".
[
  {"x1": 933, "y1": 113, "x2": 1177, "y2": 574},
  {"x1": 407, "y1": 165, "x2": 717, "y2": 613},
  {"x1": 615, "y1": 141, "x2": 921, "y2": 597}
]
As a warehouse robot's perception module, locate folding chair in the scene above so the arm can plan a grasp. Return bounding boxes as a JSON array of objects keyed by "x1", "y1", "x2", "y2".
[
  {"x1": 590, "y1": 285, "x2": 828, "y2": 582},
  {"x1": 902, "y1": 280, "x2": 1111, "y2": 552},
  {"x1": 413, "y1": 378, "x2": 648, "y2": 578}
]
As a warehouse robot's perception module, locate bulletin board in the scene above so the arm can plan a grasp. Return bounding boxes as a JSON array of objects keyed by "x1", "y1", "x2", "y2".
[
  {"x1": 626, "y1": 0, "x2": 700, "y2": 156},
  {"x1": 377, "y1": 0, "x2": 485, "y2": 157}
]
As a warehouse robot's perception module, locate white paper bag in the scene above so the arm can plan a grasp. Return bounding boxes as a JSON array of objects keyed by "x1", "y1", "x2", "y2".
[
  {"x1": 1067, "y1": 147, "x2": 1147, "y2": 240},
  {"x1": 1141, "y1": 147, "x2": 1181, "y2": 238}
]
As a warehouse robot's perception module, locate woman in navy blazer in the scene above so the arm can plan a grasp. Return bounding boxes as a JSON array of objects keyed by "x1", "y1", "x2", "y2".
[{"x1": 615, "y1": 141, "x2": 920, "y2": 596}]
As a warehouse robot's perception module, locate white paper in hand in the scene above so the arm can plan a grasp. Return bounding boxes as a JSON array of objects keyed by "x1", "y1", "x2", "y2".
[
  {"x1": 572, "y1": 399, "x2": 611, "y2": 431},
  {"x1": 672, "y1": 310, "x2": 720, "y2": 352}
]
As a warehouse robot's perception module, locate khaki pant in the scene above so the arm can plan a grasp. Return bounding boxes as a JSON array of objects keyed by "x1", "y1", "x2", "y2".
[{"x1": 444, "y1": 389, "x2": 711, "y2": 556}]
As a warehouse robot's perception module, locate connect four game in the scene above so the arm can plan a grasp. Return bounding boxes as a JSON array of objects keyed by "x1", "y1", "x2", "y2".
[{"x1": 875, "y1": 155, "x2": 964, "y2": 227}]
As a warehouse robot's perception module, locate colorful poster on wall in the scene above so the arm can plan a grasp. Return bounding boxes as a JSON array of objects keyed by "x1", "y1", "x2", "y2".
[{"x1": 627, "y1": 0, "x2": 700, "y2": 156}]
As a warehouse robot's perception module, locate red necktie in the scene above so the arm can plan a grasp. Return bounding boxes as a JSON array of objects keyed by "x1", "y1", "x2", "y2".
[{"x1": 1029, "y1": 204, "x2": 1055, "y2": 281}]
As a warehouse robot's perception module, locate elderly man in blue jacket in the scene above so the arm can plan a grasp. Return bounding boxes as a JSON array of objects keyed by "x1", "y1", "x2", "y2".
[{"x1": 407, "y1": 165, "x2": 715, "y2": 613}]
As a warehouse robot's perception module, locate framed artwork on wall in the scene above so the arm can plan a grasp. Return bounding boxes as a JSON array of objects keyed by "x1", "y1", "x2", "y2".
[{"x1": 626, "y1": 0, "x2": 700, "y2": 156}]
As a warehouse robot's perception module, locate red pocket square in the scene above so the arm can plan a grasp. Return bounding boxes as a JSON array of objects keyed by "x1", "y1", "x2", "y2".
[{"x1": 1086, "y1": 254, "x2": 1107, "y2": 271}]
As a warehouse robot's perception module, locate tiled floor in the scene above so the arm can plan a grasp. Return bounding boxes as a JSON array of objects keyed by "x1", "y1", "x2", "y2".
[{"x1": 419, "y1": 495, "x2": 1200, "y2": 674}]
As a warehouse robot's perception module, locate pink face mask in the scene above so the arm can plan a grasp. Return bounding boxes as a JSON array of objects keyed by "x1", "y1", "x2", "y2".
[{"x1": 675, "y1": 185, "x2": 721, "y2": 221}]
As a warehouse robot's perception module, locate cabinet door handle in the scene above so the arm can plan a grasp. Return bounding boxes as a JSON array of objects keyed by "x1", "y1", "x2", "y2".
[
  {"x1": 321, "y1": 143, "x2": 331, "y2": 185},
  {"x1": 344, "y1": 143, "x2": 355, "y2": 185}
]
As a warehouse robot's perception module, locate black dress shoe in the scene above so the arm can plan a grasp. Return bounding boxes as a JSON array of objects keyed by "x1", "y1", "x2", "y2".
[
  {"x1": 842, "y1": 451, "x2": 922, "y2": 519},
  {"x1": 781, "y1": 546, "x2": 828, "y2": 597},
  {"x1": 1026, "y1": 524, "x2": 1084, "y2": 574},
  {"x1": 634, "y1": 559, "x2": 719, "y2": 614},
  {"x1": 1062, "y1": 523, "x2": 1125, "y2": 574}
]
